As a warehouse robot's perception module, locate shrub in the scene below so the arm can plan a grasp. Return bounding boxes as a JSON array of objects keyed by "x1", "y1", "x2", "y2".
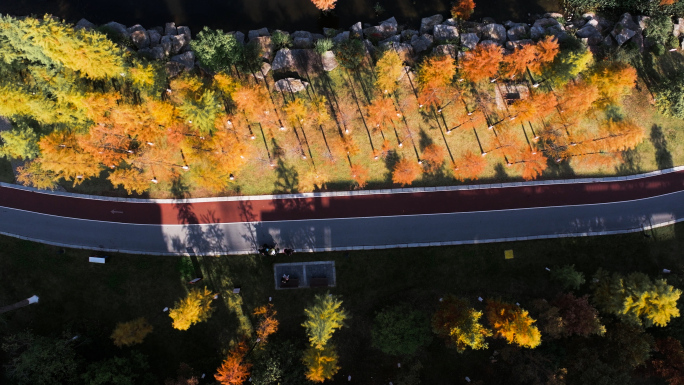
[
  {"x1": 271, "y1": 31, "x2": 292, "y2": 50},
  {"x1": 315, "y1": 38, "x2": 334, "y2": 54},
  {"x1": 190, "y1": 27, "x2": 239, "y2": 73},
  {"x1": 371, "y1": 305, "x2": 432, "y2": 356},
  {"x1": 551, "y1": 264, "x2": 586, "y2": 291}
]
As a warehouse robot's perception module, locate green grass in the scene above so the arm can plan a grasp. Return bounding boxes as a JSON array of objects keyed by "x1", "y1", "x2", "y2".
[{"x1": 2, "y1": 224, "x2": 684, "y2": 382}]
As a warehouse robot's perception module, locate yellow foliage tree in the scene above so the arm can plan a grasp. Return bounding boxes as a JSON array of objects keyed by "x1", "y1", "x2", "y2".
[
  {"x1": 111, "y1": 317, "x2": 154, "y2": 347},
  {"x1": 169, "y1": 287, "x2": 216, "y2": 331},
  {"x1": 303, "y1": 345, "x2": 340, "y2": 383},
  {"x1": 375, "y1": 49, "x2": 404, "y2": 95},
  {"x1": 486, "y1": 299, "x2": 541, "y2": 348},
  {"x1": 432, "y1": 296, "x2": 492, "y2": 353}
]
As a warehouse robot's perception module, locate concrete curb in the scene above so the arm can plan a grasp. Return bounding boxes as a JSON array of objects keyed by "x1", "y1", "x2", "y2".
[{"x1": 2, "y1": 166, "x2": 683, "y2": 204}]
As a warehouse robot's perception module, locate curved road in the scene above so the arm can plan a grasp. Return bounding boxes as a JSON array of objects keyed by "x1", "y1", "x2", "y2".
[{"x1": 1, "y1": 169, "x2": 683, "y2": 255}]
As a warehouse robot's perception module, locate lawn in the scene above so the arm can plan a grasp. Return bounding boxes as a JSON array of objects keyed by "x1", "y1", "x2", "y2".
[{"x1": 2, "y1": 223, "x2": 684, "y2": 383}]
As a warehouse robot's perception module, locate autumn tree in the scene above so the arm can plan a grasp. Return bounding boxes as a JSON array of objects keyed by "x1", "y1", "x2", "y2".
[
  {"x1": 165, "y1": 363, "x2": 199, "y2": 385},
  {"x1": 552, "y1": 293, "x2": 605, "y2": 337},
  {"x1": 0, "y1": 124, "x2": 39, "y2": 160},
  {"x1": 392, "y1": 157, "x2": 422, "y2": 186},
  {"x1": 486, "y1": 299, "x2": 541, "y2": 348},
  {"x1": 169, "y1": 287, "x2": 216, "y2": 331},
  {"x1": 367, "y1": 97, "x2": 396, "y2": 132},
  {"x1": 460, "y1": 44, "x2": 503, "y2": 83},
  {"x1": 453, "y1": 151, "x2": 487, "y2": 181},
  {"x1": 544, "y1": 45, "x2": 593, "y2": 87},
  {"x1": 451, "y1": 0, "x2": 476, "y2": 19},
  {"x1": 310, "y1": 0, "x2": 337, "y2": 11},
  {"x1": 557, "y1": 80, "x2": 600, "y2": 122},
  {"x1": 513, "y1": 149, "x2": 547, "y2": 180},
  {"x1": 418, "y1": 56, "x2": 456, "y2": 91},
  {"x1": 111, "y1": 317, "x2": 154, "y2": 347},
  {"x1": 254, "y1": 304, "x2": 279, "y2": 344},
  {"x1": 589, "y1": 61, "x2": 638, "y2": 108},
  {"x1": 302, "y1": 292, "x2": 349, "y2": 350},
  {"x1": 372, "y1": 304, "x2": 432, "y2": 356},
  {"x1": 303, "y1": 345, "x2": 340, "y2": 382},
  {"x1": 375, "y1": 49, "x2": 404, "y2": 95},
  {"x1": 350, "y1": 164, "x2": 369, "y2": 188},
  {"x1": 215, "y1": 342, "x2": 251, "y2": 385},
  {"x1": 649, "y1": 337, "x2": 684, "y2": 385},
  {"x1": 432, "y1": 296, "x2": 492, "y2": 353},
  {"x1": 422, "y1": 144, "x2": 446, "y2": 173},
  {"x1": 592, "y1": 270, "x2": 681, "y2": 327},
  {"x1": 503, "y1": 44, "x2": 537, "y2": 79}
]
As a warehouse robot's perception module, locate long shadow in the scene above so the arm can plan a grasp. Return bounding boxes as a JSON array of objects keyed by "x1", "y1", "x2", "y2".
[
  {"x1": 650, "y1": 124, "x2": 673, "y2": 170},
  {"x1": 384, "y1": 150, "x2": 401, "y2": 182},
  {"x1": 615, "y1": 148, "x2": 642, "y2": 175},
  {"x1": 273, "y1": 159, "x2": 299, "y2": 194},
  {"x1": 418, "y1": 128, "x2": 434, "y2": 151},
  {"x1": 542, "y1": 158, "x2": 575, "y2": 179}
]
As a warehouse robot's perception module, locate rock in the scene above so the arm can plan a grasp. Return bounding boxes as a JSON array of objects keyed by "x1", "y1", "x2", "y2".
[
  {"x1": 160, "y1": 35, "x2": 173, "y2": 56},
  {"x1": 254, "y1": 62, "x2": 272, "y2": 79},
  {"x1": 232, "y1": 31, "x2": 245, "y2": 44},
  {"x1": 534, "y1": 17, "x2": 562, "y2": 29},
  {"x1": 148, "y1": 29, "x2": 161, "y2": 47},
  {"x1": 350, "y1": 22, "x2": 363, "y2": 38},
  {"x1": 576, "y1": 24, "x2": 601, "y2": 39},
  {"x1": 271, "y1": 48, "x2": 297, "y2": 72},
  {"x1": 130, "y1": 30, "x2": 150, "y2": 49},
  {"x1": 433, "y1": 24, "x2": 459, "y2": 42},
  {"x1": 274, "y1": 78, "x2": 309, "y2": 92},
  {"x1": 603, "y1": 34, "x2": 615, "y2": 46},
  {"x1": 504, "y1": 20, "x2": 516, "y2": 28},
  {"x1": 248, "y1": 27, "x2": 270, "y2": 41},
  {"x1": 544, "y1": 12, "x2": 564, "y2": 19},
  {"x1": 75, "y1": 18, "x2": 95, "y2": 31},
  {"x1": 386, "y1": 42, "x2": 414, "y2": 60},
  {"x1": 380, "y1": 35, "x2": 401, "y2": 46},
  {"x1": 253, "y1": 36, "x2": 273, "y2": 61},
  {"x1": 323, "y1": 27, "x2": 337, "y2": 37},
  {"x1": 637, "y1": 15, "x2": 650, "y2": 31},
  {"x1": 293, "y1": 37, "x2": 313, "y2": 48},
  {"x1": 312, "y1": 33, "x2": 325, "y2": 40},
  {"x1": 461, "y1": 33, "x2": 480, "y2": 49},
  {"x1": 333, "y1": 31, "x2": 350, "y2": 44},
  {"x1": 443, "y1": 18, "x2": 458, "y2": 26},
  {"x1": 506, "y1": 24, "x2": 528, "y2": 41},
  {"x1": 674, "y1": 18, "x2": 684, "y2": 37},
  {"x1": 170, "y1": 34, "x2": 187, "y2": 54},
  {"x1": 611, "y1": 25, "x2": 636, "y2": 46},
  {"x1": 127, "y1": 24, "x2": 145, "y2": 34},
  {"x1": 479, "y1": 39, "x2": 502, "y2": 47},
  {"x1": 151, "y1": 26, "x2": 163, "y2": 35},
  {"x1": 292, "y1": 31, "x2": 312, "y2": 39},
  {"x1": 410, "y1": 34, "x2": 433, "y2": 53},
  {"x1": 139, "y1": 46, "x2": 165, "y2": 60},
  {"x1": 482, "y1": 17, "x2": 496, "y2": 24},
  {"x1": 170, "y1": 51, "x2": 195, "y2": 70},
  {"x1": 363, "y1": 39, "x2": 376, "y2": 56},
  {"x1": 432, "y1": 44, "x2": 457, "y2": 58},
  {"x1": 321, "y1": 50, "x2": 338, "y2": 71},
  {"x1": 420, "y1": 14, "x2": 443, "y2": 34},
  {"x1": 104, "y1": 21, "x2": 129, "y2": 38},
  {"x1": 165, "y1": 22, "x2": 177, "y2": 35},
  {"x1": 401, "y1": 29, "x2": 418, "y2": 41},
  {"x1": 482, "y1": 23, "x2": 506, "y2": 43},
  {"x1": 506, "y1": 39, "x2": 533, "y2": 50},
  {"x1": 381, "y1": 17, "x2": 398, "y2": 28},
  {"x1": 177, "y1": 26, "x2": 192, "y2": 42},
  {"x1": 618, "y1": 13, "x2": 639, "y2": 31},
  {"x1": 165, "y1": 61, "x2": 185, "y2": 78},
  {"x1": 530, "y1": 26, "x2": 546, "y2": 39},
  {"x1": 364, "y1": 20, "x2": 398, "y2": 40}
]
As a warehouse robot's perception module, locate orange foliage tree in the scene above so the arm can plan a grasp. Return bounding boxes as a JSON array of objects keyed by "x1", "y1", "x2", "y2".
[
  {"x1": 557, "y1": 81, "x2": 599, "y2": 122},
  {"x1": 453, "y1": 151, "x2": 487, "y2": 181},
  {"x1": 513, "y1": 149, "x2": 548, "y2": 180},
  {"x1": 460, "y1": 44, "x2": 503, "y2": 83},
  {"x1": 451, "y1": 0, "x2": 476, "y2": 20},
  {"x1": 367, "y1": 97, "x2": 397, "y2": 132},
  {"x1": 589, "y1": 61, "x2": 638, "y2": 107},
  {"x1": 350, "y1": 164, "x2": 370, "y2": 188},
  {"x1": 254, "y1": 304, "x2": 279, "y2": 344},
  {"x1": 485, "y1": 299, "x2": 541, "y2": 348},
  {"x1": 215, "y1": 342, "x2": 251, "y2": 385},
  {"x1": 392, "y1": 157, "x2": 422, "y2": 186},
  {"x1": 418, "y1": 56, "x2": 457, "y2": 91},
  {"x1": 422, "y1": 144, "x2": 446, "y2": 173},
  {"x1": 310, "y1": 0, "x2": 337, "y2": 11}
]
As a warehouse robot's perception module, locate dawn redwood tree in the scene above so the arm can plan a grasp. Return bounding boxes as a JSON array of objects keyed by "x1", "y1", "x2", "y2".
[
  {"x1": 589, "y1": 61, "x2": 638, "y2": 108},
  {"x1": 215, "y1": 342, "x2": 251, "y2": 385},
  {"x1": 486, "y1": 299, "x2": 541, "y2": 348},
  {"x1": 111, "y1": 317, "x2": 154, "y2": 347},
  {"x1": 513, "y1": 149, "x2": 547, "y2": 180},
  {"x1": 460, "y1": 44, "x2": 503, "y2": 83},
  {"x1": 392, "y1": 157, "x2": 422, "y2": 186},
  {"x1": 254, "y1": 304, "x2": 279, "y2": 344},
  {"x1": 451, "y1": 0, "x2": 476, "y2": 19},
  {"x1": 372, "y1": 304, "x2": 432, "y2": 356},
  {"x1": 453, "y1": 151, "x2": 487, "y2": 181},
  {"x1": 310, "y1": 0, "x2": 337, "y2": 11},
  {"x1": 432, "y1": 296, "x2": 492, "y2": 353},
  {"x1": 375, "y1": 49, "x2": 404, "y2": 95},
  {"x1": 303, "y1": 345, "x2": 340, "y2": 382},
  {"x1": 421, "y1": 144, "x2": 446, "y2": 173},
  {"x1": 350, "y1": 164, "x2": 370, "y2": 188}
]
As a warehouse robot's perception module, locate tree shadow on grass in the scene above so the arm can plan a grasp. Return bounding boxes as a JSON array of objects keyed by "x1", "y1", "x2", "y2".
[
  {"x1": 650, "y1": 124, "x2": 674, "y2": 170},
  {"x1": 418, "y1": 127, "x2": 433, "y2": 151},
  {"x1": 542, "y1": 158, "x2": 575, "y2": 179},
  {"x1": 272, "y1": 159, "x2": 299, "y2": 194},
  {"x1": 384, "y1": 149, "x2": 400, "y2": 183},
  {"x1": 615, "y1": 148, "x2": 642, "y2": 175}
]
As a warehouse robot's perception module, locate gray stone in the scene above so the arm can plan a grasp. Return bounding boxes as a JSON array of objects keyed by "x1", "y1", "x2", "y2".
[
  {"x1": 165, "y1": 22, "x2": 177, "y2": 36},
  {"x1": 350, "y1": 22, "x2": 363, "y2": 38},
  {"x1": 232, "y1": 31, "x2": 245, "y2": 44},
  {"x1": 433, "y1": 24, "x2": 459, "y2": 42},
  {"x1": 432, "y1": 44, "x2": 457, "y2": 58},
  {"x1": 321, "y1": 50, "x2": 338, "y2": 71},
  {"x1": 576, "y1": 24, "x2": 601, "y2": 38},
  {"x1": 504, "y1": 20, "x2": 516, "y2": 28},
  {"x1": 637, "y1": 15, "x2": 650, "y2": 31},
  {"x1": 506, "y1": 39, "x2": 533, "y2": 50},
  {"x1": 547, "y1": 28, "x2": 569, "y2": 42},
  {"x1": 618, "y1": 13, "x2": 639, "y2": 31},
  {"x1": 380, "y1": 35, "x2": 401, "y2": 46},
  {"x1": 127, "y1": 24, "x2": 145, "y2": 34},
  {"x1": 292, "y1": 31, "x2": 312, "y2": 39},
  {"x1": 364, "y1": 21, "x2": 397, "y2": 40},
  {"x1": 674, "y1": 18, "x2": 684, "y2": 37},
  {"x1": 274, "y1": 78, "x2": 309, "y2": 93},
  {"x1": 139, "y1": 46, "x2": 165, "y2": 60},
  {"x1": 253, "y1": 36, "x2": 273, "y2": 61},
  {"x1": 603, "y1": 34, "x2": 615, "y2": 46},
  {"x1": 170, "y1": 34, "x2": 187, "y2": 54},
  {"x1": 482, "y1": 23, "x2": 506, "y2": 43},
  {"x1": 293, "y1": 37, "x2": 313, "y2": 48},
  {"x1": 160, "y1": 35, "x2": 173, "y2": 56},
  {"x1": 165, "y1": 61, "x2": 185, "y2": 78},
  {"x1": 363, "y1": 39, "x2": 376, "y2": 56},
  {"x1": 151, "y1": 26, "x2": 163, "y2": 35},
  {"x1": 323, "y1": 28, "x2": 337, "y2": 37},
  {"x1": 544, "y1": 12, "x2": 564, "y2": 19},
  {"x1": 507, "y1": 24, "x2": 528, "y2": 41},
  {"x1": 461, "y1": 32, "x2": 480, "y2": 49},
  {"x1": 254, "y1": 62, "x2": 272, "y2": 80},
  {"x1": 530, "y1": 26, "x2": 546, "y2": 40},
  {"x1": 401, "y1": 29, "x2": 419, "y2": 41},
  {"x1": 177, "y1": 26, "x2": 191, "y2": 42},
  {"x1": 482, "y1": 17, "x2": 496, "y2": 24},
  {"x1": 312, "y1": 33, "x2": 326, "y2": 40},
  {"x1": 74, "y1": 18, "x2": 95, "y2": 31},
  {"x1": 479, "y1": 39, "x2": 502, "y2": 47},
  {"x1": 533, "y1": 18, "x2": 562, "y2": 29},
  {"x1": 410, "y1": 34, "x2": 433, "y2": 53},
  {"x1": 381, "y1": 17, "x2": 398, "y2": 29},
  {"x1": 420, "y1": 14, "x2": 443, "y2": 34},
  {"x1": 386, "y1": 42, "x2": 414, "y2": 59},
  {"x1": 333, "y1": 31, "x2": 350, "y2": 44},
  {"x1": 104, "y1": 21, "x2": 129, "y2": 38},
  {"x1": 130, "y1": 30, "x2": 150, "y2": 49},
  {"x1": 148, "y1": 29, "x2": 161, "y2": 47},
  {"x1": 271, "y1": 48, "x2": 297, "y2": 72},
  {"x1": 171, "y1": 51, "x2": 195, "y2": 70},
  {"x1": 443, "y1": 18, "x2": 458, "y2": 26},
  {"x1": 248, "y1": 27, "x2": 270, "y2": 41},
  {"x1": 611, "y1": 25, "x2": 636, "y2": 46}
]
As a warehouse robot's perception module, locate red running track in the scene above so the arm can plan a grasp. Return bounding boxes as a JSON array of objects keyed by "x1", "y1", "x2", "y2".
[{"x1": 1, "y1": 172, "x2": 683, "y2": 225}]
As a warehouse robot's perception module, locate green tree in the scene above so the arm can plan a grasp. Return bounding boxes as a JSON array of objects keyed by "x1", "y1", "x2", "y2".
[
  {"x1": 0, "y1": 123, "x2": 39, "y2": 160},
  {"x1": 593, "y1": 270, "x2": 682, "y2": 327},
  {"x1": 551, "y1": 264, "x2": 586, "y2": 291},
  {"x1": 335, "y1": 39, "x2": 365, "y2": 70},
  {"x1": 371, "y1": 304, "x2": 432, "y2": 356},
  {"x1": 432, "y1": 296, "x2": 492, "y2": 352},
  {"x1": 302, "y1": 345, "x2": 340, "y2": 383},
  {"x1": 251, "y1": 339, "x2": 308, "y2": 385},
  {"x1": 302, "y1": 292, "x2": 349, "y2": 349},
  {"x1": 169, "y1": 287, "x2": 216, "y2": 330},
  {"x1": 2, "y1": 331, "x2": 80, "y2": 385},
  {"x1": 178, "y1": 89, "x2": 223, "y2": 135},
  {"x1": 191, "y1": 27, "x2": 239, "y2": 73},
  {"x1": 82, "y1": 350, "x2": 155, "y2": 385}
]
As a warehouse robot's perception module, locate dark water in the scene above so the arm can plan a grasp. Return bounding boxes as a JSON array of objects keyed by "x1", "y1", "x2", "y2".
[{"x1": 0, "y1": 0, "x2": 559, "y2": 35}]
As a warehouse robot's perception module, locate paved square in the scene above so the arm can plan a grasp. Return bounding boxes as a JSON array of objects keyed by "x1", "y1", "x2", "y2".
[{"x1": 274, "y1": 261, "x2": 336, "y2": 289}]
